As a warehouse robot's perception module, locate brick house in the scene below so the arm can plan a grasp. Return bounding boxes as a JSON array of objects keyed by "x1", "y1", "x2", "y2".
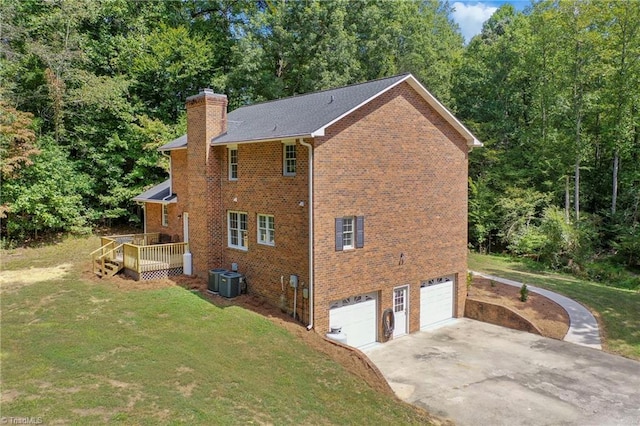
[{"x1": 133, "y1": 74, "x2": 482, "y2": 349}]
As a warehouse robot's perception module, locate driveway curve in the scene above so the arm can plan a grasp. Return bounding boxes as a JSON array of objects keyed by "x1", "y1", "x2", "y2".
[
  {"x1": 367, "y1": 319, "x2": 640, "y2": 426},
  {"x1": 472, "y1": 272, "x2": 602, "y2": 349}
]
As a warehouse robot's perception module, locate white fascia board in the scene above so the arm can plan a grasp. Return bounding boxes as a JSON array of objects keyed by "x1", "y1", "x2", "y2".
[
  {"x1": 210, "y1": 134, "x2": 314, "y2": 146},
  {"x1": 309, "y1": 74, "x2": 483, "y2": 149},
  {"x1": 309, "y1": 75, "x2": 412, "y2": 138},
  {"x1": 404, "y1": 77, "x2": 483, "y2": 149},
  {"x1": 157, "y1": 146, "x2": 187, "y2": 152},
  {"x1": 132, "y1": 198, "x2": 178, "y2": 204}
]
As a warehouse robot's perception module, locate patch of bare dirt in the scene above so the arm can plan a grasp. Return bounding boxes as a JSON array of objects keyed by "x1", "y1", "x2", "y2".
[
  {"x1": 0, "y1": 263, "x2": 73, "y2": 292},
  {"x1": 468, "y1": 277, "x2": 570, "y2": 340}
]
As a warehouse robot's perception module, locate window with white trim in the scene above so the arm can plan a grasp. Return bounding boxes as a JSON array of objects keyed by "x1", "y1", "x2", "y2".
[
  {"x1": 257, "y1": 214, "x2": 275, "y2": 246},
  {"x1": 228, "y1": 211, "x2": 247, "y2": 250},
  {"x1": 162, "y1": 204, "x2": 169, "y2": 227},
  {"x1": 229, "y1": 147, "x2": 238, "y2": 180},
  {"x1": 335, "y1": 216, "x2": 364, "y2": 251},
  {"x1": 342, "y1": 217, "x2": 354, "y2": 249},
  {"x1": 283, "y1": 143, "x2": 296, "y2": 176}
]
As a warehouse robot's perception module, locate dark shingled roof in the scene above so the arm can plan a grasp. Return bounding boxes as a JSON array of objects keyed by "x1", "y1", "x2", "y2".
[
  {"x1": 132, "y1": 179, "x2": 176, "y2": 203},
  {"x1": 158, "y1": 134, "x2": 187, "y2": 151},
  {"x1": 157, "y1": 73, "x2": 482, "y2": 151},
  {"x1": 213, "y1": 74, "x2": 410, "y2": 144}
]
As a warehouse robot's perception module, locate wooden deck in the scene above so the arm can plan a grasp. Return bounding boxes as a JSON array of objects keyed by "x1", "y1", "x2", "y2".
[{"x1": 91, "y1": 233, "x2": 188, "y2": 280}]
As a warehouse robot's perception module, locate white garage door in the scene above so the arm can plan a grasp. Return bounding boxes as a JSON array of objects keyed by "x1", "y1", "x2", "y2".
[
  {"x1": 420, "y1": 276, "x2": 454, "y2": 328},
  {"x1": 329, "y1": 292, "x2": 377, "y2": 348}
]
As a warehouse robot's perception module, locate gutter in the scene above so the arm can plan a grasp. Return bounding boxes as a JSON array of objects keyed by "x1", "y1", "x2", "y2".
[{"x1": 300, "y1": 139, "x2": 314, "y2": 331}]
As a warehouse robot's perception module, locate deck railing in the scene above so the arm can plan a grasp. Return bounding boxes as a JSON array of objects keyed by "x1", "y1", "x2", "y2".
[
  {"x1": 94, "y1": 233, "x2": 187, "y2": 277},
  {"x1": 122, "y1": 242, "x2": 189, "y2": 274},
  {"x1": 101, "y1": 232, "x2": 160, "y2": 247}
]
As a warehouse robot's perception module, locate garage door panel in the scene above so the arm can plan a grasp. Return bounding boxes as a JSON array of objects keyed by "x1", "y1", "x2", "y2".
[
  {"x1": 329, "y1": 293, "x2": 377, "y2": 348},
  {"x1": 421, "y1": 278, "x2": 454, "y2": 328}
]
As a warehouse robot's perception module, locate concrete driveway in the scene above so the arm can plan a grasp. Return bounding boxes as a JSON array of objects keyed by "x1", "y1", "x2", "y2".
[{"x1": 367, "y1": 319, "x2": 640, "y2": 426}]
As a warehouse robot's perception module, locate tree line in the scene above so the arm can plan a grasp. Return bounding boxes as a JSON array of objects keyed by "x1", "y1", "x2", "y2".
[{"x1": 1, "y1": 0, "x2": 638, "y2": 285}]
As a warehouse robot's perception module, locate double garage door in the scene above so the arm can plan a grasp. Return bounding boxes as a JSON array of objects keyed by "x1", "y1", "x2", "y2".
[
  {"x1": 420, "y1": 276, "x2": 455, "y2": 328},
  {"x1": 328, "y1": 277, "x2": 454, "y2": 348},
  {"x1": 329, "y1": 292, "x2": 377, "y2": 349}
]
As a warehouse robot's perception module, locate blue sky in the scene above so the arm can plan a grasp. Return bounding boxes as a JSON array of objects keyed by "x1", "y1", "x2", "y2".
[{"x1": 450, "y1": 1, "x2": 531, "y2": 43}]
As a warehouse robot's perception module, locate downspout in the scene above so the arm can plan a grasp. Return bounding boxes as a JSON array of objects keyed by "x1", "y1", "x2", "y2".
[{"x1": 300, "y1": 139, "x2": 314, "y2": 331}]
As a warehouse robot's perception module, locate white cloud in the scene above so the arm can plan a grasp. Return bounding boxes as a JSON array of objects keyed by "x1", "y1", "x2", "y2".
[{"x1": 452, "y1": 2, "x2": 498, "y2": 43}]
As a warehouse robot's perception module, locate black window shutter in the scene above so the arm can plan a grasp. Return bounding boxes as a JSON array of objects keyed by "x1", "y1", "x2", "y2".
[
  {"x1": 335, "y1": 218, "x2": 343, "y2": 251},
  {"x1": 356, "y1": 216, "x2": 364, "y2": 248}
]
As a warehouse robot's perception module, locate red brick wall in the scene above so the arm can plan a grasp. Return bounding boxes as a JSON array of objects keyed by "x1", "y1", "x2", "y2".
[
  {"x1": 186, "y1": 92, "x2": 227, "y2": 276},
  {"x1": 144, "y1": 203, "x2": 179, "y2": 239},
  {"x1": 144, "y1": 150, "x2": 187, "y2": 242},
  {"x1": 144, "y1": 81, "x2": 470, "y2": 338},
  {"x1": 312, "y1": 82, "x2": 469, "y2": 338},
  {"x1": 217, "y1": 140, "x2": 310, "y2": 319}
]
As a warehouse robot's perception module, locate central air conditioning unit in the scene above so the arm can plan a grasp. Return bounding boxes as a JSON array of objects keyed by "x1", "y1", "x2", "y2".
[
  {"x1": 208, "y1": 268, "x2": 227, "y2": 293},
  {"x1": 219, "y1": 272, "x2": 243, "y2": 298}
]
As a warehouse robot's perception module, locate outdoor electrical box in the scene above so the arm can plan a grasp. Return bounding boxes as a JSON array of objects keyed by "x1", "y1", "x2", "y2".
[{"x1": 289, "y1": 275, "x2": 298, "y2": 288}]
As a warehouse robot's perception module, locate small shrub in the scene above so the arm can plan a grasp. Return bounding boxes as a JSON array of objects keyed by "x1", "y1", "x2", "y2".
[
  {"x1": 520, "y1": 283, "x2": 529, "y2": 302},
  {"x1": 467, "y1": 272, "x2": 473, "y2": 291},
  {"x1": 490, "y1": 280, "x2": 496, "y2": 288}
]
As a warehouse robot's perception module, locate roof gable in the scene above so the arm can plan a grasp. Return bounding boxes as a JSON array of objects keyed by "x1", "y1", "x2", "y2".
[
  {"x1": 159, "y1": 73, "x2": 482, "y2": 151},
  {"x1": 212, "y1": 74, "x2": 410, "y2": 145}
]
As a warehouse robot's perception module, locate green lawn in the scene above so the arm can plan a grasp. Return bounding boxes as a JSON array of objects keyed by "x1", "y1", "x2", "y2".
[
  {"x1": 1, "y1": 236, "x2": 434, "y2": 425},
  {"x1": 469, "y1": 252, "x2": 640, "y2": 360}
]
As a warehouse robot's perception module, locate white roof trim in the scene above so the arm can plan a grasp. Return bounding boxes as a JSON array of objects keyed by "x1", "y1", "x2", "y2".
[
  {"x1": 404, "y1": 77, "x2": 483, "y2": 148},
  {"x1": 309, "y1": 74, "x2": 482, "y2": 149},
  {"x1": 137, "y1": 198, "x2": 178, "y2": 204},
  {"x1": 211, "y1": 134, "x2": 314, "y2": 146}
]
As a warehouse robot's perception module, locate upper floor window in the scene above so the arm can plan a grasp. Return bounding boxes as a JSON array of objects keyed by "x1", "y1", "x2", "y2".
[
  {"x1": 228, "y1": 211, "x2": 247, "y2": 250},
  {"x1": 342, "y1": 217, "x2": 354, "y2": 249},
  {"x1": 229, "y1": 147, "x2": 238, "y2": 180},
  {"x1": 283, "y1": 143, "x2": 296, "y2": 176},
  {"x1": 335, "y1": 216, "x2": 365, "y2": 251},
  {"x1": 257, "y1": 214, "x2": 275, "y2": 246},
  {"x1": 162, "y1": 204, "x2": 169, "y2": 227}
]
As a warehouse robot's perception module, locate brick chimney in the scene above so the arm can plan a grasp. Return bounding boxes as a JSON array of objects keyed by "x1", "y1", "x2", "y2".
[
  {"x1": 185, "y1": 89, "x2": 228, "y2": 276},
  {"x1": 186, "y1": 88, "x2": 227, "y2": 166}
]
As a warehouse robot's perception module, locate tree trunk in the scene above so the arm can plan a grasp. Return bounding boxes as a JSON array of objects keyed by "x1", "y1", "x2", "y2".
[
  {"x1": 574, "y1": 159, "x2": 580, "y2": 222},
  {"x1": 612, "y1": 149, "x2": 619, "y2": 214},
  {"x1": 565, "y1": 175, "x2": 571, "y2": 223}
]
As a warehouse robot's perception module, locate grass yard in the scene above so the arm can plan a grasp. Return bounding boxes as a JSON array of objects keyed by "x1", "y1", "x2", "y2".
[
  {"x1": 469, "y1": 252, "x2": 640, "y2": 360},
  {"x1": 0, "y1": 236, "x2": 436, "y2": 425}
]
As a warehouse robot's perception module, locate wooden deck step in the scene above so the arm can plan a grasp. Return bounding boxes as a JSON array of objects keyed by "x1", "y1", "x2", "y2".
[{"x1": 94, "y1": 258, "x2": 123, "y2": 278}]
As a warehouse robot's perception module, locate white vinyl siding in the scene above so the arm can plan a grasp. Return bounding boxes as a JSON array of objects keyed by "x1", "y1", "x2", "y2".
[
  {"x1": 228, "y1": 211, "x2": 247, "y2": 250},
  {"x1": 257, "y1": 214, "x2": 275, "y2": 246}
]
